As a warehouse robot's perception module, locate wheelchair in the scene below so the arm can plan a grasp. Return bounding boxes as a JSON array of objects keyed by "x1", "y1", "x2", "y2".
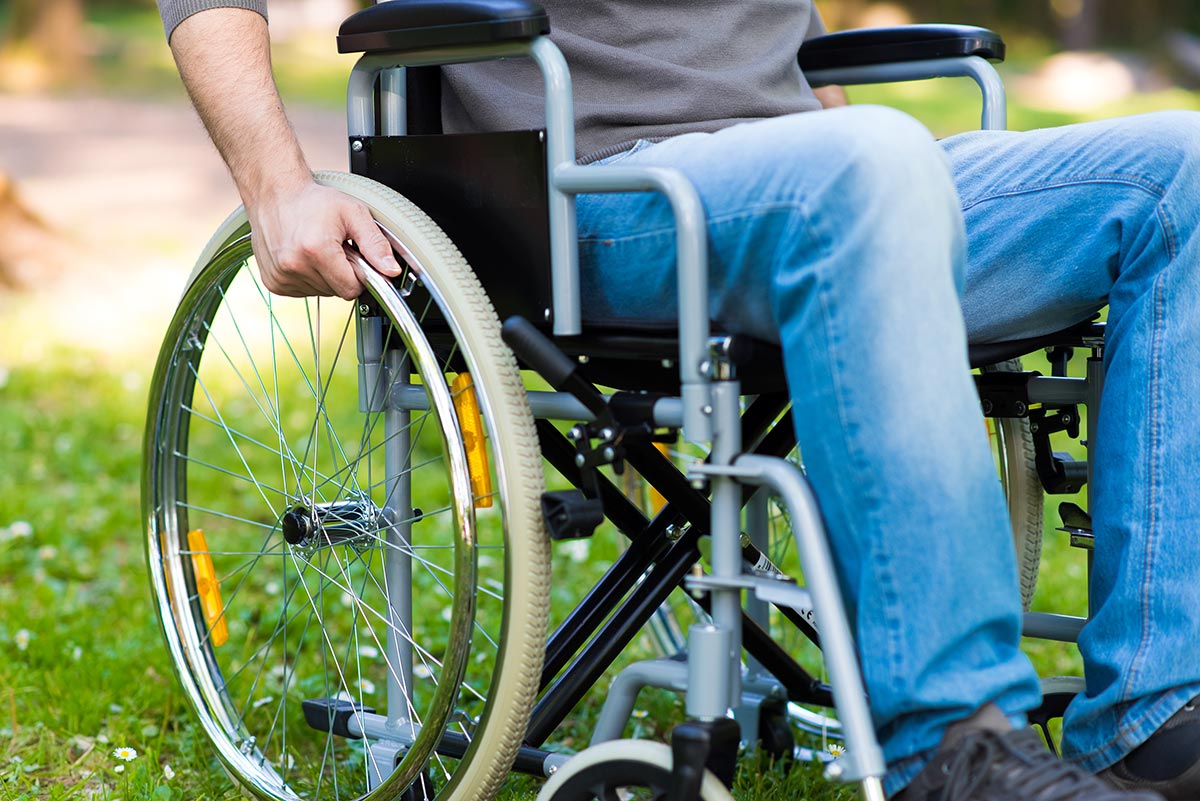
[{"x1": 141, "y1": 2, "x2": 1103, "y2": 799}]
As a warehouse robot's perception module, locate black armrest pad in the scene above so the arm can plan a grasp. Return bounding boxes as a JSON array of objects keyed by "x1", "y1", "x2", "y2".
[
  {"x1": 338, "y1": 0, "x2": 549, "y2": 56},
  {"x1": 798, "y1": 24, "x2": 1005, "y2": 72}
]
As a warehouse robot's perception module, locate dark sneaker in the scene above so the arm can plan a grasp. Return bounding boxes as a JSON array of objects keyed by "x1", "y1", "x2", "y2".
[
  {"x1": 896, "y1": 704, "x2": 1164, "y2": 801},
  {"x1": 1100, "y1": 698, "x2": 1200, "y2": 800}
]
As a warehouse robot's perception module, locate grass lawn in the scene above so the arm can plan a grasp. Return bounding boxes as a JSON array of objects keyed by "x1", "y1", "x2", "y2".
[
  {"x1": 0, "y1": 7, "x2": 1193, "y2": 800},
  {"x1": 0, "y1": 285, "x2": 1092, "y2": 801}
]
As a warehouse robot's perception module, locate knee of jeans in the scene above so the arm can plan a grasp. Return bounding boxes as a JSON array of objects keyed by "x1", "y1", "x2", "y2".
[
  {"x1": 810, "y1": 107, "x2": 966, "y2": 285},
  {"x1": 838, "y1": 106, "x2": 956, "y2": 199},
  {"x1": 784, "y1": 106, "x2": 960, "y2": 226},
  {"x1": 1122, "y1": 111, "x2": 1200, "y2": 185}
]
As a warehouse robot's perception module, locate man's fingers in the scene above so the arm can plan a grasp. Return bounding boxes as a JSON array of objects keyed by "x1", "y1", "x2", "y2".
[{"x1": 346, "y1": 206, "x2": 403, "y2": 276}]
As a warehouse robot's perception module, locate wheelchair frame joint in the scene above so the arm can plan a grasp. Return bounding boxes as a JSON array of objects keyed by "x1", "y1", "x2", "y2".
[
  {"x1": 975, "y1": 369, "x2": 1037, "y2": 418},
  {"x1": 1029, "y1": 407, "x2": 1088, "y2": 495}
]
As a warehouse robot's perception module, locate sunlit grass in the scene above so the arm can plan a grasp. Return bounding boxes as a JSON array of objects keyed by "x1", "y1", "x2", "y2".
[{"x1": 0, "y1": 333, "x2": 1098, "y2": 801}]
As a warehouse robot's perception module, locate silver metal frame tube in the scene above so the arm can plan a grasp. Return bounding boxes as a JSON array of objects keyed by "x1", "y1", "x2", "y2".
[
  {"x1": 732, "y1": 454, "x2": 887, "y2": 783},
  {"x1": 806, "y1": 55, "x2": 1007, "y2": 131},
  {"x1": 554, "y1": 163, "x2": 713, "y2": 440},
  {"x1": 345, "y1": 37, "x2": 715, "y2": 438},
  {"x1": 384, "y1": 350, "x2": 415, "y2": 727},
  {"x1": 1022, "y1": 611, "x2": 1085, "y2": 643},
  {"x1": 529, "y1": 37, "x2": 582, "y2": 336},
  {"x1": 591, "y1": 659, "x2": 689, "y2": 743}
]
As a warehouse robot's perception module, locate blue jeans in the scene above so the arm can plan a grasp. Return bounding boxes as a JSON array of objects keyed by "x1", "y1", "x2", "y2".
[{"x1": 575, "y1": 106, "x2": 1200, "y2": 791}]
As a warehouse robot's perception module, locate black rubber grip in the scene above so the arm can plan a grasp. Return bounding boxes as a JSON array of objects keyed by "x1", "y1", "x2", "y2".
[
  {"x1": 501, "y1": 316, "x2": 577, "y2": 387},
  {"x1": 502, "y1": 316, "x2": 613, "y2": 420}
]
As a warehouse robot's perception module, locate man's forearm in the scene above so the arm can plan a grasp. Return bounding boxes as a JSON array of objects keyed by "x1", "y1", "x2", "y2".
[{"x1": 169, "y1": 7, "x2": 310, "y2": 208}]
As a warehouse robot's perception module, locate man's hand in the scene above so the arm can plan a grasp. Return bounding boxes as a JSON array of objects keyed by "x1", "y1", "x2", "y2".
[
  {"x1": 169, "y1": 8, "x2": 401, "y2": 298},
  {"x1": 246, "y1": 178, "x2": 402, "y2": 299},
  {"x1": 814, "y1": 84, "x2": 850, "y2": 109}
]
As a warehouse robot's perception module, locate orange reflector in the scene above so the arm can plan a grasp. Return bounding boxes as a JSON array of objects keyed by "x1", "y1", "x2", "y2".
[
  {"x1": 187, "y1": 529, "x2": 229, "y2": 647},
  {"x1": 649, "y1": 442, "x2": 670, "y2": 513},
  {"x1": 451, "y1": 372, "x2": 494, "y2": 508}
]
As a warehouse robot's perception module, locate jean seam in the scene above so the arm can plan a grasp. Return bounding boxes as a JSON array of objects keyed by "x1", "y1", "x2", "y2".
[
  {"x1": 1156, "y1": 201, "x2": 1179, "y2": 262},
  {"x1": 1123, "y1": 270, "x2": 1164, "y2": 700},
  {"x1": 799, "y1": 201, "x2": 905, "y2": 709},
  {"x1": 960, "y1": 174, "x2": 1167, "y2": 214}
]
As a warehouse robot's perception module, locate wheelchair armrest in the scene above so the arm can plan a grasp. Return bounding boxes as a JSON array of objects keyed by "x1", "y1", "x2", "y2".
[
  {"x1": 337, "y1": 0, "x2": 549, "y2": 56},
  {"x1": 798, "y1": 24, "x2": 1005, "y2": 72}
]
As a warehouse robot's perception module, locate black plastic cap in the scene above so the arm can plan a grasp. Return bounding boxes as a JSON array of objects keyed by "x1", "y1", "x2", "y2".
[
  {"x1": 301, "y1": 698, "x2": 375, "y2": 739},
  {"x1": 541, "y1": 490, "x2": 604, "y2": 541}
]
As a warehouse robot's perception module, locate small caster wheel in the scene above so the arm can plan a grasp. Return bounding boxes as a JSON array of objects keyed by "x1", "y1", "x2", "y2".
[
  {"x1": 536, "y1": 741, "x2": 734, "y2": 801},
  {"x1": 757, "y1": 699, "x2": 796, "y2": 762}
]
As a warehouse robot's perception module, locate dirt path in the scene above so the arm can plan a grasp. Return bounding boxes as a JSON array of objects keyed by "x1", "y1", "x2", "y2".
[{"x1": 0, "y1": 92, "x2": 346, "y2": 363}]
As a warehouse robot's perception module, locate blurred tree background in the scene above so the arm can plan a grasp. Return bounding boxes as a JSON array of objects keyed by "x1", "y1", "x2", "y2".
[
  {"x1": 3, "y1": 0, "x2": 1200, "y2": 73},
  {"x1": 1, "y1": 0, "x2": 1198, "y2": 285},
  {"x1": 823, "y1": 0, "x2": 1200, "y2": 49},
  {"x1": 2, "y1": 0, "x2": 1199, "y2": 98}
]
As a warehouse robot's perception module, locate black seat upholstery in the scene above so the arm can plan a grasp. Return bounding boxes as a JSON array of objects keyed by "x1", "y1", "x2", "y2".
[
  {"x1": 799, "y1": 24, "x2": 1004, "y2": 72},
  {"x1": 337, "y1": 0, "x2": 549, "y2": 55},
  {"x1": 966, "y1": 320, "x2": 1104, "y2": 369}
]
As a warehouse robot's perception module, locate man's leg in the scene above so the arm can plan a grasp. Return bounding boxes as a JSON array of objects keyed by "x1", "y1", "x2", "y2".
[
  {"x1": 944, "y1": 110, "x2": 1200, "y2": 781},
  {"x1": 575, "y1": 105, "x2": 1041, "y2": 791}
]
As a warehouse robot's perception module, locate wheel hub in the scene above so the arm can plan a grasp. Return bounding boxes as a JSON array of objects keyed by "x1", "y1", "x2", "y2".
[{"x1": 281, "y1": 496, "x2": 384, "y2": 553}]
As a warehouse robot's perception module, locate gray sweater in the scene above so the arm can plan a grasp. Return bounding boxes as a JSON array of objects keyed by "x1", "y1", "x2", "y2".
[{"x1": 158, "y1": 0, "x2": 826, "y2": 161}]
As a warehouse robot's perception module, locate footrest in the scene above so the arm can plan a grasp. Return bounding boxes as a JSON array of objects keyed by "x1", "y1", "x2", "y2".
[
  {"x1": 301, "y1": 698, "x2": 375, "y2": 739},
  {"x1": 1057, "y1": 502, "x2": 1094, "y2": 550}
]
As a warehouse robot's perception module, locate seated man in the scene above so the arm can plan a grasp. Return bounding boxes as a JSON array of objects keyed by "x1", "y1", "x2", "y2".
[{"x1": 156, "y1": 1, "x2": 1200, "y2": 799}]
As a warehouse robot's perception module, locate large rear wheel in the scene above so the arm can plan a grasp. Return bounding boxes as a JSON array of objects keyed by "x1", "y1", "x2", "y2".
[{"x1": 143, "y1": 172, "x2": 549, "y2": 801}]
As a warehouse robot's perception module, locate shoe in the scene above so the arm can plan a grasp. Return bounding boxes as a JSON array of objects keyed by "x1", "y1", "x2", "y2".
[
  {"x1": 896, "y1": 704, "x2": 1164, "y2": 801},
  {"x1": 1100, "y1": 698, "x2": 1200, "y2": 800}
]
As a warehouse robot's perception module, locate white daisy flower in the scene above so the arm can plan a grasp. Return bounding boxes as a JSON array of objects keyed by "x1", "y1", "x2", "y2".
[
  {"x1": 413, "y1": 664, "x2": 433, "y2": 680},
  {"x1": 358, "y1": 645, "x2": 379, "y2": 659},
  {"x1": 826, "y1": 743, "x2": 847, "y2": 758},
  {"x1": 560, "y1": 540, "x2": 590, "y2": 564},
  {"x1": 14, "y1": 630, "x2": 31, "y2": 651},
  {"x1": 113, "y1": 764, "x2": 125, "y2": 774},
  {"x1": 357, "y1": 678, "x2": 376, "y2": 695},
  {"x1": 9, "y1": 521, "x2": 32, "y2": 539},
  {"x1": 112, "y1": 746, "x2": 138, "y2": 761},
  {"x1": 37, "y1": 545, "x2": 57, "y2": 561},
  {"x1": 162, "y1": 764, "x2": 176, "y2": 780}
]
